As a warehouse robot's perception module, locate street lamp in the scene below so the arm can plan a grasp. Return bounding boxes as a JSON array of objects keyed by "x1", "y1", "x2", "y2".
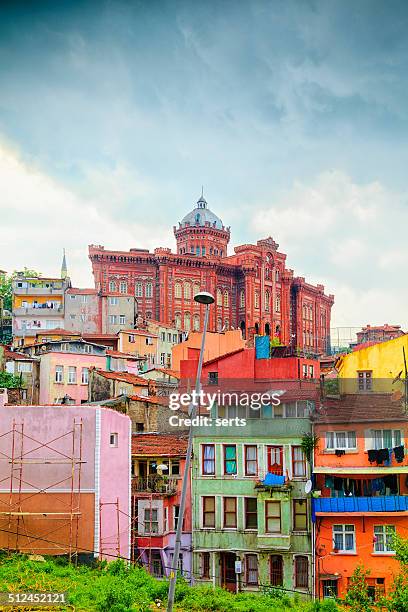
[{"x1": 167, "y1": 291, "x2": 214, "y2": 612}]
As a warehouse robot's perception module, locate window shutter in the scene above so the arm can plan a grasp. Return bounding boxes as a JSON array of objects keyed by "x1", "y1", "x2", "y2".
[{"x1": 364, "y1": 429, "x2": 373, "y2": 451}]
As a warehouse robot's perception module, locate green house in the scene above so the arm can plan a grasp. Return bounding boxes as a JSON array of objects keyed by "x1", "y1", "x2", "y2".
[{"x1": 191, "y1": 400, "x2": 313, "y2": 596}]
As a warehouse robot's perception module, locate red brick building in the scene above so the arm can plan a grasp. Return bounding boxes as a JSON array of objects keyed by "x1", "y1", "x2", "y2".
[{"x1": 89, "y1": 195, "x2": 334, "y2": 354}]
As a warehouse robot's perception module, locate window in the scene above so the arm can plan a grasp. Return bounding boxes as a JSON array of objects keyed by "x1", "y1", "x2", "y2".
[
  {"x1": 245, "y1": 554, "x2": 258, "y2": 586},
  {"x1": 254, "y1": 290, "x2": 259, "y2": 309},
  {"x1": 326, "y1": 431, "x2": 357, "y2": 450},
  {"x1": 193, "y1": 314, "x2": 200, "y2": 331},
  {"x1": 270, "y1": 555, "x2": 283, "y2": 586},
  {"x1": 208, "y1": 371, "x2": 218, "y2": 385},
  {"x1": 302, "y1": 364, "x2": 308, "y2": 378},
  {"x1": 17, "y1": 362, "x2": 32, "y2": 373},
  {"x1": 223, "y1": 445, "x2": 237, "y2": 475},
  {"x1": 119, "y1": 315, "x2": 126, "y2": 325},
  {"x1": 265, "y1": 501, "x2": 281, "y2": 533},
  {"x1": 160, "y1": 331, "x2": 165, "y2": 341},
  {"x1": 144, "y1": 508, "x2": 158, "y2": 534},
  {"x1": 202, "y1": 496, "x2": 215, "y2": 527},
  {"x1": 164, "y1": 507, "x2": 168, "y2": 532},
  {"x1": 68, "y1": 366, "x2": 77, "y2": 384},
  {"x1": 295, "y1": 556, "x2": 309, "y2": 589},
  {"x1": 240, "y1": 290, "x2": 245, "y2": 308},
  {"x1": 275, "y1": 295, "x2": 281, "y2": 313},
  {"x1": 160, "y1": 352, "x2": 165, "y2": 365},
  {"x1": 184, "y1": 312, "x2": 191, "y2": 331},
  {"x1": 322, "y1": 580, "x2": 338, "y2": 599},
  {"x1": 244, "y1": 445, "x2": 258, "y2": 476},
  {"x1": 201, "y1": 552, "x2": 210, "y2": 578},
  {"x1": 309, "y1": 365, "x2": 314, "y2": 378},
  {"x1": 265, "y1": 290, "x2": 270, "y2": 311},
  {"x1": 83, "y1": 344, "x2": 92, "y2": 353},
  {"x1": 373, "y1": 525, "x2": 396, "y2": 553},
  {"x1": 223, "y1": 497, "x2": 237, "y2": 528},
  {"x1": 109, "y1": 315, "x2": 118, "y2": 325},
  {"x1": 223, "y1": 290, "x2": 229, "y2": 307},
  {"x1": 128, "y1": 334, "x2": 135, "y2": 343},
  {"x1": 145, "y1": 283, "x2": 152, "y2": 298},
  {"x1": 109, "y1": 281, "x2": 116, "y2": 292},
  {"x1": 292, "y1": 446, "x2": 306, "y2": 478},
  {"x1": 267, "y1": 446, "x2": 283, "y2": 475},
  {"x1": 81, "y1": 295, "x2": 88, "y2": 303},
  {"x1": 175, "y1": 313, "x2": 181, "y2": 329},
  {"x1": 109, "y1": 296, "x2": 118, "y2": 306},
  {"x1": 167, "y1": 332, "x2": 172, "y2": 342},
  {"x1": 275, "y1": 269, "x2": 280, "y2": 282},
  {"x1": 55, "y1": 366, "x2": 63, "y2": 383},
  {"x1": 170, "y1": 460, "x2": 180, "y2": 476},
  {"x1": 135, "y1": 282, "x2": 143, "y2": 297},
  {"x1": 70, "y1": 314, "x2": 76, "y2": 319},
  {"x1": 173, "y1": 505, "x2": 180, "y2": 530},
  {"x1": 202, "y1": 444, "x2": 215, "y2": 475},
  {"x1": 245, "y1": 498, "x2": 258, "y2": 529},
  {"x1": 358, "y1": 370, "x2": 372, "y2": 391},
  {"x1": 333, "y1": 524, "x2": 356, "y2": 552},
  {"x1": 217, "y1": 289, "x2": 222, "y2": 306},
  {"x1": 184, "y1": 283, "x2": 191, "y2": 300},
  {"x1": 81, "y1": 367, "x2": 89, "y2": 385},
  {"x1": 174, "y1": 282, "x2": 182, "y2": 299},
  {"x1": 61, "y1": 343, "x2": 69, "y2": 351},
  {"x1": 293, "y1": 499, "x2": 308, "y2": 531},
  {"x1": 119, "y1": 281, "x2": 127, "y2": 294},
  {"x1": 150, "y1": 550, "x2": 163, "y2": 577},
  {"x1": 217, "y1": 317, "x2": 222, "y2": 332},
  {"x1": 109, "y1": 432, "x2": 118, "y2": 447},
  {"x1": 373, "y1": 429, "x2": 402, "y2": 450}
]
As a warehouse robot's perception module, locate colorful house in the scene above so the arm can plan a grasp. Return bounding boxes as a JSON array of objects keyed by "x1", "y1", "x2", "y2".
[
  {"x1": 3, "y1": 348, "x2": 40, "y2": 404},
  {"x1": 191, "y1": 384, "x2": 316, "y2": 594},
  {"x1": 64, "y1": 288, "x2": 99, "y2": 334},
  {"x1": 172, "y1": 329, "x2": 245, "y2": 372},
  {"x1": 336, "y1": 334, "x2": 408, "y2": 394},
  {"x1": 132, "y1": 433, "x2": 192, "y2": 581},
  {"x1": 312, "y1": 394, "x2": 408, "y2": 601},
  {"x1": 0, "y1": 396, "x2": 131, "y2": 561},
  {"x1": 88, "y1": 369, "x2": 151, "y2": 403},
  {"x1": 118, "y1": 329, "x2": 158, "y2": 369}
]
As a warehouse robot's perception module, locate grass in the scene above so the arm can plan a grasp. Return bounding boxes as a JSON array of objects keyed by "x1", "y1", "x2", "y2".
[{"x1": 0, "y1": 554, "x2": 339, "y2": 611}]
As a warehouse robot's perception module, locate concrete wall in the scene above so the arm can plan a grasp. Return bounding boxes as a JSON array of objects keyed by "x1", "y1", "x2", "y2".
[{"x1": 64, "y1": 291, "x2": 99, "y2": 333}]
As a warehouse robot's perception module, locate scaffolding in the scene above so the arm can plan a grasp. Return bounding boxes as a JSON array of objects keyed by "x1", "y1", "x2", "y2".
[{"x1": 0, "y1": 418, "x2": 84, "y2": 562}]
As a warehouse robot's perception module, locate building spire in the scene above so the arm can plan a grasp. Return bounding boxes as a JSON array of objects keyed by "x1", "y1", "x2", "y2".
[{"x1": 61, "y1": 248, "x2": 68, "y2": 279}]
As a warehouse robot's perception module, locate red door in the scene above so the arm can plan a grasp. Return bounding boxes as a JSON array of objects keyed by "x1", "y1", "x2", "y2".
[
  {"x1": 221, "y1": 552, "x2": 236, "y2": 592},
  {"x1": 267, "y1": 446, "x2": 283, "y2": 475}
]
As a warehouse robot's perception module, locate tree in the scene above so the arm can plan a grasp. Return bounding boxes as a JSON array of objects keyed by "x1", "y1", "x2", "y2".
[
  {"x1": 344, "y1": 565, "x2": 374, "y2": 612},
  {"x1": 381, "y1": 535, "x2": 408, "y2": 612},
  {"x1": 0, "y1": 371, "x2": 21, "y2": 388},
  {"x1": 0, "y1": 268, "x2": 41, "y2": 311}
]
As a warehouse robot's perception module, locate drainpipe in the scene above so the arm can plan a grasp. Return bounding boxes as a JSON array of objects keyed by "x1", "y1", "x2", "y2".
[{"x1": 311, "y1": 418, "x2": 316, "y2": 601}]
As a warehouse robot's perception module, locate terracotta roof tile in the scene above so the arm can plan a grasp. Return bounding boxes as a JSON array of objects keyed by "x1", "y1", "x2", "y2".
[
  {"x1": 119, "y1": 329, "x2": 158, "y2": 338},
  {"x1": 312, "y1": 393, "x2": 408, "y2": 424},
  {"x1": 66, "y1": 288, "x2": 98, "y2": 295},
  {"x1": 132, "y1": 433, "x2": 188, "y2": 456},
  {"x1": 106, "y1": 350, "x2": 145, "y2": 360},
  {"x1": 143, "y1": 367, "x2": 181, "y2": 380},
  {"x1": 129, "y1": 394, "x2": 168, "y2": 406},
  {"x1": 94, "y1": 370, "x2": 149, "y2": 386},
  {"x1": 35, "y1": 329, "x2": 81, "y2": 336}
]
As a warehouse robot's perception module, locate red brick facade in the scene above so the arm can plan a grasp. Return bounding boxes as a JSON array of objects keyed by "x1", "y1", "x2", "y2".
[{"x1": 89, "y1": 196, "x2": 334, "y2": 354}]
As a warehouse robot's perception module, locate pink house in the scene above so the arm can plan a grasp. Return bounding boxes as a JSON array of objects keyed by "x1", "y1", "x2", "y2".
[{"x1": 0, "y1": 390, "x2": 131, "y2": 562}]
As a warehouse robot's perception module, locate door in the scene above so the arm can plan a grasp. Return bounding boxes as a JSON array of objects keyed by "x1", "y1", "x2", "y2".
[
  {"x1": 220, "y1": 552, "x2": 236, "y2": 592},
  {"x1": 267, "y1": 446, "x2": 283, "y2": 475}
]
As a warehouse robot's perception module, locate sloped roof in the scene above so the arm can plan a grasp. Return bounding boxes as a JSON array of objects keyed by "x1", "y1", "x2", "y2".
[
  {"x1": 312, "y1": 393, "x2": 408, "y2": 424},
  {"x1": 132, "y1": 433, "x2": 188, "y2": 456},
  {"x1": 94, "y1": 370, "x2": 149, "y2": 386},
  {"x1": 203, "y1": 348, "x2": 245, "y2": 366}
]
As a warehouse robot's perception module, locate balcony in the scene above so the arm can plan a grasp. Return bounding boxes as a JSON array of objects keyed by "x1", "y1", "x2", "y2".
[
  {"x1": 131, "y1": 476, "x2": 178, "y2": 496},
  {"x1": 13, "y1": 286, "x2": 65, "y2": 296},
  {"x1": 313, "y1": 496, "x2": 408, "y2": 514},
  {"x1": 14, "y1": 306, "x2": 63, "y2": 316}
]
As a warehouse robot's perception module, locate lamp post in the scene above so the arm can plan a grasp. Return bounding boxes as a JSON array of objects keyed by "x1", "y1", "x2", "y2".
[{"x1": 167, "y1": 291, "x2": 214, "y2": 612}]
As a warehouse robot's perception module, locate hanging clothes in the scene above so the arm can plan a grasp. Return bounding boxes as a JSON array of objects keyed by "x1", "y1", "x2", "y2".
[
  {"x1": 367, "y1": 449, "x2": 378, "y2": 463},
  {"x1": 335, "y1": 449, "x2": 346, "y2": 457},
  {"x1": 376, "y1": 448, "x2": 389, "y2": 465},
  {"x1": 394, "y1": 445, "x2": 405, "y2": 463},
  {"x1": 383, "y1": 449, "x2": 393, "y2": 467}
]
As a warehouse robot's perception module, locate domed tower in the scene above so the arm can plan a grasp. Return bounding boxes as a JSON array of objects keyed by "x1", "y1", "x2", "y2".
[{"x1": 174, "y1": 194, "x2": 230, "y2": 258}]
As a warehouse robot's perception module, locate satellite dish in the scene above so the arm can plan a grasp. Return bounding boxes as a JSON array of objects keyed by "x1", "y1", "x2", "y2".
[{"x1": 305, "y1": 480, "x2": 313, "y2": 494}]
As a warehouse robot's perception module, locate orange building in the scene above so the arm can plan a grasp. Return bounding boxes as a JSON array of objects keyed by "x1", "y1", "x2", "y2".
[
  {"x1": 118, "y1": 329, "x2": 158, "y2": 368},
  {"x1": 312, "y1": 394, "x2": 408, "y2": 601},
  {"x1": 171, "y1": 329, "x2": 245, "y2": 372}
]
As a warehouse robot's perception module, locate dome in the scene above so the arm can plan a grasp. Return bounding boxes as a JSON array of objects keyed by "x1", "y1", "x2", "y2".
[{"x1": 180, "y1": 196, "x2": 224, "y2": 230}]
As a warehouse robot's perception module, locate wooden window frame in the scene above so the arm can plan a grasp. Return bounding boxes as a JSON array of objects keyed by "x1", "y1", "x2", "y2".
[
  {"x1": 292, "y1": 446, "x2": 307, "y2": 478},
  {"x1": 270, "y1": 554, "x2": 283, "y2": 586},
  {"x1": 244, "y1": 444, "x2": 258, "y2": 476},
  {"x1": 245, "y1": 553, "x2": 258, "y2": 586},
  {"x1": 202, "y1": 444, "x2": 215, "y2": 475},
  {"x1": 223, "y1": 497, "x2": 237, "y2": 528},
  {"x1": 244, "y1": 497, "x2": 258, "y2": 530},
  {"x1": 293, "y1": 499, "x2": 308, "y2": 531},
  {"x1": 223, "y1": 444, "x2": 237, "y2": 475},
  {"x1": 202, "y1": 496, "x2": 215, "y2": 528},
  {"x1": 294, "y1": 555, "x2": 309, "y2": 589},
  {"x1": 265, "y1": 500, "x2": 281, "y2": 533}
]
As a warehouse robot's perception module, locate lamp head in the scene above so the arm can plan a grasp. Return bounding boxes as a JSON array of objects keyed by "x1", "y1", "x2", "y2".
[{"x1": 194, "y1": 291, "x2": 215, "y2": 305}]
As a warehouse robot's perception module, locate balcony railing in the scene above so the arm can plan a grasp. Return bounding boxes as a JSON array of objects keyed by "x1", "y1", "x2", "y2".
[
  {"x1": 131, "y1": 476, "x2": 178, "y2": 496},
  {"x1": 313, "y1": 496, "x2": 408, "y2": 513}
]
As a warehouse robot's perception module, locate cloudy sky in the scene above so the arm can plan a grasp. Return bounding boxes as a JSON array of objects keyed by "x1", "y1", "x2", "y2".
[{"x1": 1, "y1": 0, "x2": 408, "y2": 331}]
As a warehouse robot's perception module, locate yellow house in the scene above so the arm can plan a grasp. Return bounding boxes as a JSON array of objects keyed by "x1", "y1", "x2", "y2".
[
  {"x1": 336, "y1": 334, "x2": 408, "y2": 394},
  {"x1": 117, "y1": 329, "x2": 158, "y2": 368}
]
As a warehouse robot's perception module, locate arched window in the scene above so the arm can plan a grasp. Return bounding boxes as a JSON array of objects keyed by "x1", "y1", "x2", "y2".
[
  {"x1": 217, "y1": 289, "x2": 222, "y2": 306},
  {"x1": 224, "y1": 318, "x2": 229, "y2": 330},
  {"x1": 193, "y1": 314, "x2": 200, "y2": 331},
  {"x1": 275, "y1": 295, "x2": 281, "y2": 313},
  {"x1": 119, "y1": 281, "x2": 127, "y2": 294},
  {"x1": 135, "y1": 283, "x2": 142, "y2": 297},
  {"x1": 194, "y1": 282, "x2": 200, "y2": 297},
  {"x1": 240, "y1": 290, "x2": 245, "y2": 308},
  {"x1": 174, "y1": 282, "x2": 182, "y2": 299},
  {"x1": 265, "y1": 267, "x2": 270, "y2": 280},
  {"x1": 184, "y1": 312, "x2": 191, "y2": 331},
  {"x1": 217, "y1": 317, "x2": 222, "y2": 332},
  {"x1": 265, "y1": 290, "x2": 270, "y2": 311},
  {"x1": 275, "y1": 269, "x2": 280, "y2": 282},
  {"x1": 270, "y1": 555, "x2": 283, "y2": 586},
  {"x1": 175, "y1": 313, "x2": 181, "y2": 329},
  {"x1": 254, "y1": 291, "x2": 259, "y2": 309},
  {"x1": 223, "y1": 290, "x2": 229, "y2": 307},
  {"x1": 109, "y1": 281, "x2": 116, "y2": 292},
  {"x1": 145, "y1": 283, "x2": 152, "y2": 298},
  {"x1": 184, "y1": 283, "x2": 191, "y2": 300}
]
